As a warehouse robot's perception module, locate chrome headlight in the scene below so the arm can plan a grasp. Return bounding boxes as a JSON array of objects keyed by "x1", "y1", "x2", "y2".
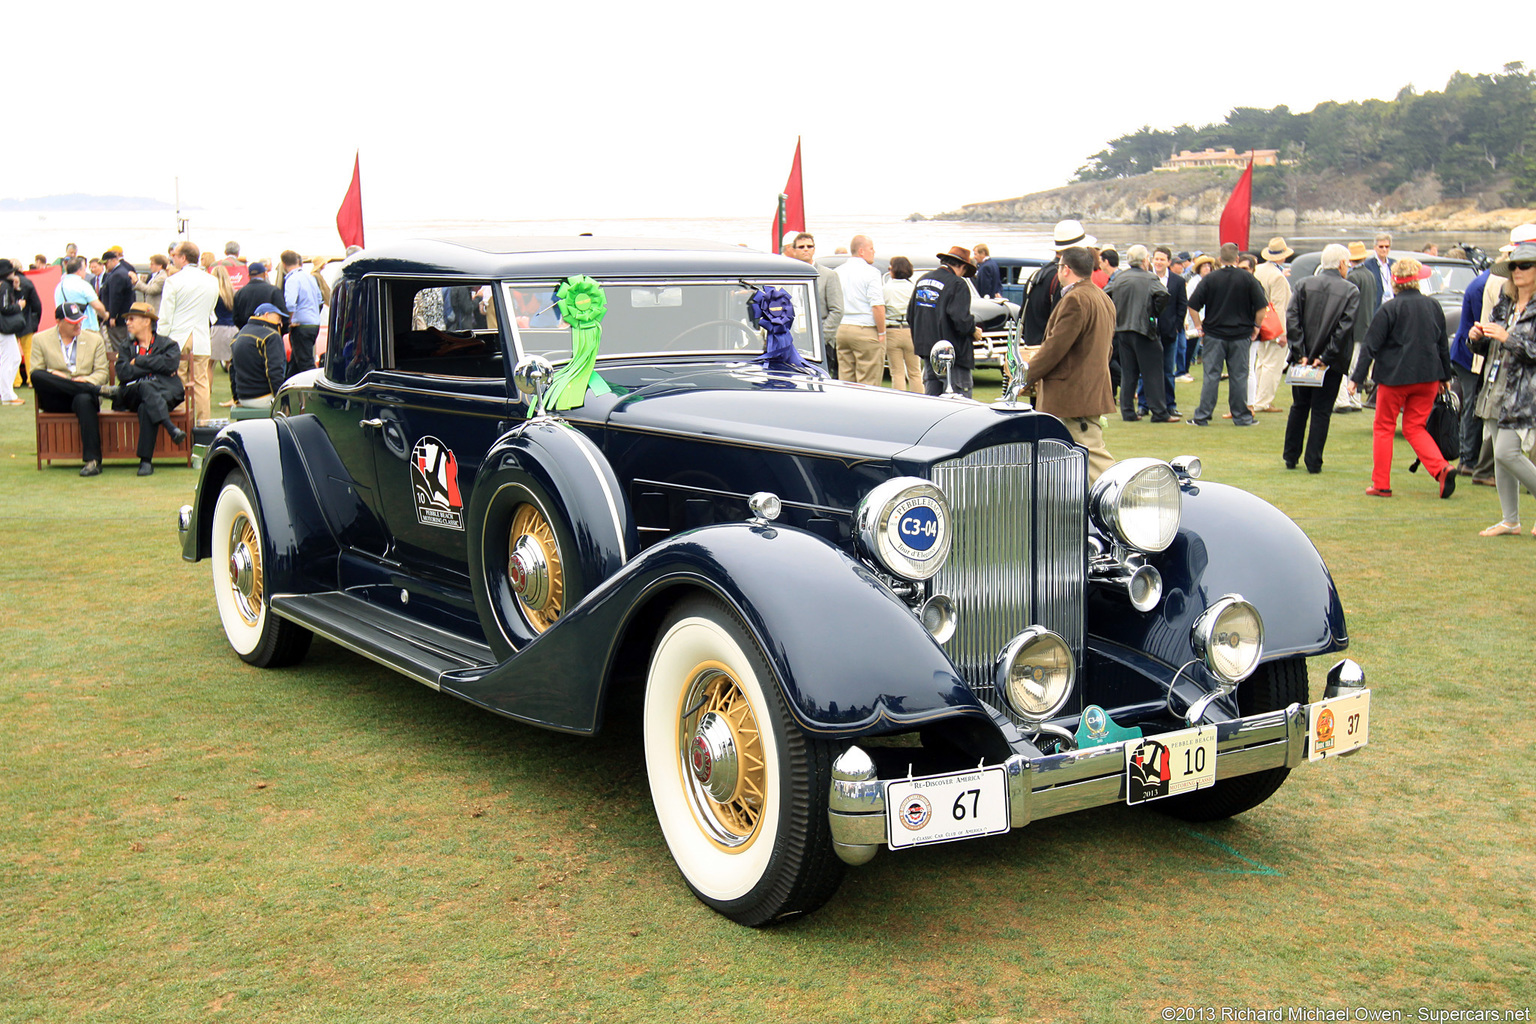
[
  {"x1": 1088, "y1": 457, "x2": 1182, "y2": 553},
  {"x1": 1191, "y1": 595, "x2": 1264, "y2": 684},
  {"x1": 995, "y1": 627, "x2": 1075, "y2": 721},
  {"x1": 855, "y1": 477, "x2": 951, "y2": 581}
]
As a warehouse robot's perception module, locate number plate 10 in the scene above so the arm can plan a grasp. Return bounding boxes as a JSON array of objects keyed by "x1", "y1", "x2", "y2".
[
  {"x1": 1125, "y1": 726, "x2": 1217, "y2": 805},
  {"x1": 885, "y1": 767, "x2": 1010, "y2": 850}
]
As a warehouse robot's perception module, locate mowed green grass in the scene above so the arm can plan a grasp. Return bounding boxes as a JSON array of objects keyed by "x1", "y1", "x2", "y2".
[{"x1": 1, "y1": 366, "x2": 1532, "y2": 1023}]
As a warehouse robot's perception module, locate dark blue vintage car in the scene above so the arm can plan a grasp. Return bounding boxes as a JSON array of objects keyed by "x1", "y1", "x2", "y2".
[{"x1": 177, "y1": 237, "x2": 1372, "y2": 925}]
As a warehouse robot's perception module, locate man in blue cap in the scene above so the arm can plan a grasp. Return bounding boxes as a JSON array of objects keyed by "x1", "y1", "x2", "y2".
[{"x1": 229, "y1": 304, "x2": 288, "y2": 409}]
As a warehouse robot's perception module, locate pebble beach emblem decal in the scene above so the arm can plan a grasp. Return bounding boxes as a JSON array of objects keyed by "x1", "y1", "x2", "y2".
[{"x1": 411, "y1": 436, "x2": 464, "y2": 530}]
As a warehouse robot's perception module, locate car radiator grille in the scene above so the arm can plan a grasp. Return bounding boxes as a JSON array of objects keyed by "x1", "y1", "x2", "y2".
[{"x1": 929, "y1": 439, "x2": 1087, "y2": 726}]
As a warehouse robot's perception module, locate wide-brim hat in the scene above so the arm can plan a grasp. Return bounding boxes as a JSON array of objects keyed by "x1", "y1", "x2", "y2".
[
  {"x1": 1053, "y1": 219, "x2": 1096, "y2": 250},
  {"x1": 1189, "y1": 254, "x2": 1215, "y2": 273},
  {"x1": 936, "y1": 245, "x2": 976, "y2": 270},
  {"x1": 1347, "y1": 241, "x2": 1370, "y2": 261},
  {"x1": 1498, "y1": 223, "x2": 1536, "y2": 254},
  {"x1": 1261, "y1": 236, "x2": 1294, "y2": 262},
  {"x1": 125, "y1": 301, "x2": 159, "y2": 321},
  {"x1": 1491, "y1": 240, "x2": 1536, "y2": 278}
]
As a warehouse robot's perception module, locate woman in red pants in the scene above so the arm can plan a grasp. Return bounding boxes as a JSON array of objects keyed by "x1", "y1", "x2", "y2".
[{"x1": 1346, "y1": 257, "x2": 1455, "y2": 498}]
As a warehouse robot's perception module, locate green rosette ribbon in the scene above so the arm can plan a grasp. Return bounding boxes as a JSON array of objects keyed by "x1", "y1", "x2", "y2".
[{"x1": 543, "y1": 275, "x2": 612, "y2": 413}]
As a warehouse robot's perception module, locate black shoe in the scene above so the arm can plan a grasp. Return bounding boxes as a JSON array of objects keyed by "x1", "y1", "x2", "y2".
[
  {"x1": 1438, "y1": 466, "x2": 1457, "y2": 499},
  {"x1": 1187, "y1": 419, "x2": 1209, "y2": 427},
  {"x1": 1307, "y1": 465, "x2": 1322, "y2": 474},
  {"x1": 79, "y1": 460, "x2": 101, "y2": 477},
  {"x1": 1122, "y1": 415, "x2": 1141, "y2": 422},
  {"x1": 168, "y1": 426, "x2": 187, "y2": 444},
  {"x1": 137, "y1": 461, "x2": 154, "y2": 476},
  {"x1": 1284, "y1": 460, "x2": 1297, "y2": 470},
  {"x1": 1233, "y1": 418, "x2": 1257, "y2": 426}
]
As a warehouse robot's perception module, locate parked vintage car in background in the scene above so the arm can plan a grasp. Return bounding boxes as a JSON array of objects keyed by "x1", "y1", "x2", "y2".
[
  {"x1": 177, "y1": 237, "x2": 1372, "y2": 925},
  {"x1": 1288, "y1": 248, "x2": 1477, "y2": 338}
]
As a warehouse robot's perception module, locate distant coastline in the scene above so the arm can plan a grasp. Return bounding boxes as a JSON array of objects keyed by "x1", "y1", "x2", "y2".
[
  {"x1": 1, "y1": 193, "x2": 177, "y2": 213},
  {"x1": 924, "y1": 169, "x2": 1533, "y2": 234}
]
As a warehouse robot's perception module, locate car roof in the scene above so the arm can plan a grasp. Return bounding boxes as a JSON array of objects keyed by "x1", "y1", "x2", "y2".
[{"x1": 341, "y1": 237, "x2": 818, "y2": 281}]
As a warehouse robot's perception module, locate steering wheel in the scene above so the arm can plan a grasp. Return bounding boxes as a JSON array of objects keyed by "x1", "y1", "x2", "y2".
[{"x1": 667, "y1": 319, "x2": 763, "y2": 351}]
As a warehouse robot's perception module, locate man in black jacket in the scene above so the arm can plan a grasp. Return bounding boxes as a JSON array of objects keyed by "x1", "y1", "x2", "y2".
[
  {"x1": 1283, "y1": 244, "x2": 1360, "y2": 472},
  {"x1": 1105, "y1": 245, "x2": 1171, "y2": 422},
  {"x1": 103, "y1": 301, "x2": 186, "y2": 474},
  {"x1": 909, "y1": 246, "x2": 979, "y2": 397},
  {"x1": 98, "y1": 251, "x2": 138, "y2": 355},
  {"x1": 1022, "y1": 220, "x2": 1097, "y2": 345},
  {"x1": 232, "y1": 261, "x2": 289, "y2": 329},
  {"x1": 13, "y1": 268, "x2": 42, "y2": 387},
  {"x1": 1187, "y1": 243, "x2": 1270, "y2": 426},
  {"x1": 229, "y1": 304, "x2": 288, "y2": 408}
]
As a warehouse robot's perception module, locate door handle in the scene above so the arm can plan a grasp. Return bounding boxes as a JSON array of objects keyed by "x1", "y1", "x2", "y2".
[{"x1": 359, "y1": 418, "x2": 385, "y2": 431}]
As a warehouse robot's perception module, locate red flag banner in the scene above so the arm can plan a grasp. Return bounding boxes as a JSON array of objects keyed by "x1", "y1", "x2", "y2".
[
  {"x1": 336, "y1": 152, "x2": 365, "y2": 250},
  {"x1": 1219, "y1": 156, "x2": 1253, "y2": 253},
  {"x1": 772, "y1": 138, "x2": 805, "y2": 253}
]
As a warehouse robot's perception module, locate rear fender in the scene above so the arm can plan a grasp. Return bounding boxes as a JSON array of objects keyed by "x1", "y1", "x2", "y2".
[{"x1": 183, "y1": 419, "x2": 339, "y2": 596}]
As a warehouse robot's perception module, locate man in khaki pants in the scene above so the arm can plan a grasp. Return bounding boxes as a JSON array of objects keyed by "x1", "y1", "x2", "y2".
[
  {"x1": 833, "y1": 235, "x2": 886, "y2": 386},
  {"x1": 159, "y1": 240, "x2": 219, "y2": 424}
]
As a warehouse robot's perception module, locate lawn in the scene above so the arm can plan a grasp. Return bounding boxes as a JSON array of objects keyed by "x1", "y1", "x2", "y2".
[{"x1": 1, "y1": 365, "x2": 1532, "y2": 1023}]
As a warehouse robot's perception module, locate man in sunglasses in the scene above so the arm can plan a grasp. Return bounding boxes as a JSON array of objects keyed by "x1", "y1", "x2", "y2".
[{"x1": 784, "y1": 232, "x2": 843, "y2": 377}]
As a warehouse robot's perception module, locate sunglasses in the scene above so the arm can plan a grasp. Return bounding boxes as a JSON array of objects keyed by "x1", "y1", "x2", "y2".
[
  {"x1": 793, "y1": 244, "x2": 815, "y2": 249},
  {"x1": 1509, "y1": 261, "x2": 1536, "y2": 271}
]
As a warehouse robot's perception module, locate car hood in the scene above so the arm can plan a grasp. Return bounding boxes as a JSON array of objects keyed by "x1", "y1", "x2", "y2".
[{"x1": 595, "y1": 363, "x2": 1024, "y2": 464}]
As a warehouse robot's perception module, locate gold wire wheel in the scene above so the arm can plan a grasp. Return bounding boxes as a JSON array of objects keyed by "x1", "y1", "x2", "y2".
[
  {"x1": 226, "y1": 512, "x2": 264, "y2": 628},
  {"x1": 509, "y1": 503, "x2": 564, "y2": 633},
  {"x1": 678, "y1": 662, "x2": 768, "y2": 848}
]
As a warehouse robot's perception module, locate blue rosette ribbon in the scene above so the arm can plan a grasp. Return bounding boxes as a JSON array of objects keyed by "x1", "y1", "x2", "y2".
[{"x1": 750, "y1": 286, "x2": 810, "y2": 370}]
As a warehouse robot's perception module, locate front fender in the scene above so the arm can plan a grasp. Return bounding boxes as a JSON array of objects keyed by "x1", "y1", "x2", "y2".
[
  {"x1": 181, "y1": 418, "x2": 339, "y2": 596},
  {"x1": 441, "y1": 523, "x2": 997, "y2": 741},
  {"x1": 1087, "y1": 480, "x2": 1347, "y2": 666}
]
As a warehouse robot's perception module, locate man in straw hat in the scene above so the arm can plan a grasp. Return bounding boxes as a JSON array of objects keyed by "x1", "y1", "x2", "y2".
[
  {"x1": 909, "y1": 246, "x2": 979, "y2": 397},
  {"x1": 1249, "y1": 236, "x2": 1294, "y2": 415},
  {"x1": 1022, "y1": 219, "x2": 1097, "y2": 345},
  {"x1": 100, "y1": 301, "x2": 187, "y2": 475}
]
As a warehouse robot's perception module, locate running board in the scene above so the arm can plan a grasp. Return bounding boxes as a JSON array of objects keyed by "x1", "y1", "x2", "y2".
[{"x1": 270, "y1": 592, "x2": 495, "y2": 690}]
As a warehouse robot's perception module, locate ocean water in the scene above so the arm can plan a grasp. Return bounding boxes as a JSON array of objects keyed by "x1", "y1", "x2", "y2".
[{"x1": 2, "y1": 208, "x2": 1506, "y2": 268}]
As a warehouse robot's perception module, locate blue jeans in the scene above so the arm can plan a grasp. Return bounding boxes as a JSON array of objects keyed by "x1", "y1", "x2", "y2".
[{"x1": 1193, "y1": 334, "x2": 1255, "y2": 425}]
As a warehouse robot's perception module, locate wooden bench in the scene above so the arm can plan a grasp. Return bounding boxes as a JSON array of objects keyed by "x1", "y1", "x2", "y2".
[{"x1": 36, "y1": 403, "x2": 194, "y2": 469}]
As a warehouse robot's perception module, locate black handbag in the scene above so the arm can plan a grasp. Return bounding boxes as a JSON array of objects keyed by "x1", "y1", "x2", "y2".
[
  {"x1": 1409, "y1": 389, "x2": 1461, "y2": 473},
  {"x1": 0, "y1": 284, "x2": 26, "y2": 334}
]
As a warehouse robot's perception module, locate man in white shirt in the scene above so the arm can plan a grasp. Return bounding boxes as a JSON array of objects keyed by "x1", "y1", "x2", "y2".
[
  {"x1": 833, "y1": 235, "x2": 886, "y2": 386},
  {"x1": 158, "y1": 241, "x2": 220, "y2": 424}
]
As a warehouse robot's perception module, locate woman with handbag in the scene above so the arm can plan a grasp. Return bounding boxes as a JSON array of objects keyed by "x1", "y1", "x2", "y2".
[
  {"x1": 1249, "y1": 237, "x2": 1294, "y2": 414},
  {"x1": 1469, "y1": 241, "x2": 1536, "y2": 536},
  {"x1": 1347, "y1": 257, "x2": 1455, "y2": 498},
  {"x1": 0, "y1": 259, "x2": 28, "y2": 406}
]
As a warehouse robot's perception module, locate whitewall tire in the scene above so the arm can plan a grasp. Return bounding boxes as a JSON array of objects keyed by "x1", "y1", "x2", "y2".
[
  {"x1": 643, "y1": 594, "x2": 842, "y2": 925},
  {"x1": 209, "y1": 471, "x2": 312, "y2": 668}
]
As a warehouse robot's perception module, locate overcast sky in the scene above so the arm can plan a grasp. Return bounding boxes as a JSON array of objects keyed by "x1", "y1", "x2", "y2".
[{"x1": 6, "y1": 3, "x2": 1518, "y2": 223}]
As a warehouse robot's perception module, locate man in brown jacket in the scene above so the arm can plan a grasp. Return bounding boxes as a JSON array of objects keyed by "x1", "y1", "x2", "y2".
[
  {"x1": 30, "y1": 303, "x2": 112, "y2": 476},
  {"x1": 1022, "y1": 246, "x2": 1117, "y2": 481}
]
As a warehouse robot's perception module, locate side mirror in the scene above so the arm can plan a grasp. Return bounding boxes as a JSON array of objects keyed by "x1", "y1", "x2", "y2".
[
  {"x1": 930, "y1": 340, "x2": 956, "y2": 396},
  {"x1": 513, "y1": 356, "x2": 555, "y2": 418}
]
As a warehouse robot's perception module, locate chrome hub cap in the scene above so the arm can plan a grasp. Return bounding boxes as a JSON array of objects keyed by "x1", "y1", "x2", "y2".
[
  {"x1": 509, "y1": 534, "x2": 551, "y2": 611},
  {"x1": 689, "y1": 711, "x2": 740, "y2": 803},
  {"x1": 226, "y1": 514, "x2": 262, "y2": 627}
]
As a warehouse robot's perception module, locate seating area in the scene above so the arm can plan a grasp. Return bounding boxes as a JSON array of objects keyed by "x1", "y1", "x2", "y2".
[{"x1": 35, "y1": 402, "x2": 193, "y2": 469}]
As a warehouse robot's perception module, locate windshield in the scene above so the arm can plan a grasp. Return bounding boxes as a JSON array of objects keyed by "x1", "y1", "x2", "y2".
[
  {"x1": 1425, "y1": 264, "x2": 1476, "y2": 295},
  {"x1": 504, "y1": 280, "x2": 819, "y2": 362}
]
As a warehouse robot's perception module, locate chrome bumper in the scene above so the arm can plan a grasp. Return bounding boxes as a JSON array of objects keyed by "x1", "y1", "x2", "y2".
[{"x1": 828, "y1": 662, "x2": 1368, "y2": 867}]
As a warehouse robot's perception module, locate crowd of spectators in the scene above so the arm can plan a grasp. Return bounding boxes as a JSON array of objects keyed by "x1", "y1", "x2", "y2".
[{"x1": 1, "y1": 238, "x2": 342, "y2": 477}]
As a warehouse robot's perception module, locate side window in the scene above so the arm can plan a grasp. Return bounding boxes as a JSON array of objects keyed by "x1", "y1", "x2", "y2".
[
  {"x1": 325, "y1": 279, "x2": 378, "y2": 386},
  {"x1": 385, "y1": 280, "x2": 504, "y2": 377}
]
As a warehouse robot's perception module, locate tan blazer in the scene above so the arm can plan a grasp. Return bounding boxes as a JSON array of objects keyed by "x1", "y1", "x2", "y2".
[
  {"x1": 1025, "y1": 280, "x2": 1116, "y2": 420},
  {"x1": 30, "y1": 326, "x2": 110, "y2": 387}
]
